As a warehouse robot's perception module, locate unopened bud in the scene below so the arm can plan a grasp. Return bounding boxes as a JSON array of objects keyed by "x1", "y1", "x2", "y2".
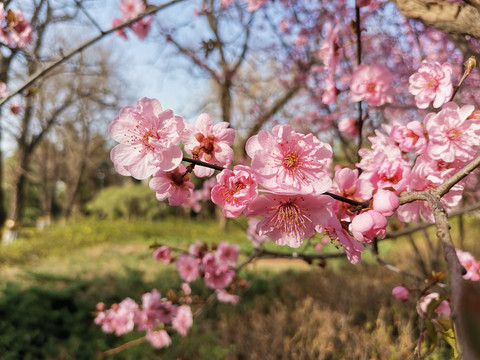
[{"x1": 464, "y1": 56, "x2": 476, "y2": 75}]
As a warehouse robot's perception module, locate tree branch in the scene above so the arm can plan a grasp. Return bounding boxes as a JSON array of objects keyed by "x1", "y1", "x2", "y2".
[{"x1": 0, "y1": 0, "x2": 186, "y2": 107}]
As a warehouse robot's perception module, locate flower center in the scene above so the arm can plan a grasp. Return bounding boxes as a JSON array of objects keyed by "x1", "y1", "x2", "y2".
[
  {"x1": 283, "y1": 152, "x2": 300, "y2": 169},
  {"x1": 271, "y1": 199, "x2": 310, "y2": 234},
  {"x1": 366, "y1": 82, "x2": 376, "y2": 93}
]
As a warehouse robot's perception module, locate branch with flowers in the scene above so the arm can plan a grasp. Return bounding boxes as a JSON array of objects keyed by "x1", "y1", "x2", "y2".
[{"x1": 22, "y1": 0, "x2": 479, "y2": 358}]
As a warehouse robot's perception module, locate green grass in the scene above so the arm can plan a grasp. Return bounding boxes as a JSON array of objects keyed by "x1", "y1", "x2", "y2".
[{"x1": 0, "y1": 215, "x2": 477, "y2": 359}]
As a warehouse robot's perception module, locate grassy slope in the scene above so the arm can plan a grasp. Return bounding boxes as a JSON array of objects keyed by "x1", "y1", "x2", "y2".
[{"x1": 1, "y1": 216, "x2": 473, "y2": 359}]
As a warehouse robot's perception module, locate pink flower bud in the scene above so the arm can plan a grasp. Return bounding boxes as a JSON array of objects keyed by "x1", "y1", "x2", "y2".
[
  {"x1": 373, "y1": 189, "x2": 399, "y2": 217},
  {"x1": 392, "y1": 286, "x2": 409, "y2": 301},
  {"x1": 350, "y1": 210, "x2": 387, "y2": 243}
]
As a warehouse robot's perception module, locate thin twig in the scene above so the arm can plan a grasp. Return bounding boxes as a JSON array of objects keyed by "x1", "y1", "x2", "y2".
[{"x1": 0, "y1": 0, "x2": 186, "y2": 107}]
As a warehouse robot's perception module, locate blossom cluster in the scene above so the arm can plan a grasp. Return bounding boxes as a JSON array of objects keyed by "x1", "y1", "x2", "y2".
[
  {"x1": 157, "y1": 241, "x2": 242, "y2": 303},
  {"x1": 0, "y1": 4, "x2": 32, "y2": 49},
  {"x1": 94, "y1": 289, "x2": 193, "y2": 349},
  {"x1": 112, "y1": 0, "x2": 153, "y2": 40}
]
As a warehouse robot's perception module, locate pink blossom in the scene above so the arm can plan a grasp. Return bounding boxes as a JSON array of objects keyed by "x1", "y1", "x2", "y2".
[
  {"x1": 397, "y1": 158, "x2": 463, "y2": 223},
  {"x1": 119, "y1": 0, "x2": 145, "y2": 21},
  {"x1": 172, "y1": 305, "x2": 193, "y2": 337},
  {"x1": 350, "y1": 210, "x2": 387, "y2": 243},
  {"x1": 456, "y1": 249, "x2": 480, "y2": 281},
  {"x1": 215, "y1": 241, "x2": 240, "y2": 266},
  {"x1": 244, "y1": 0, "x2": 269, "y2": 12},
  {"x1": 153, "y1": 246, "x2": 172, "y2": 264},
  {"x1": 350, "y1": 64, "x2": 393, "y2": 106},
  {"x1": 338, "y1": 117, "x2": 358, "y2": 137},
  {"x1": 389, "y1": 121, "x2": 427, "y2": 154},
  {"x1": 245, "y1": 194, "x2": 333, "y2": 248},
  {"x1": 420, "y1": 293, "x2": 451, "y2": 316},
  {"x1": 317, "y1": 216, "x2": 364, "y2": 264},
  {"x1": 372, "y1": 189, "x2": 399, "y2": 217},
  {"x1": 216, "y1": 289, "x2": 240, "y2": 304},
  {"x1": 331, "y1": 167, "x2": 373, "y2": 221},
  {"x1": 10, "y1": 102, "x2": 22, "y2": 114},
  {"x1": 135, "y1": 289, "x2": 177, "y2": 331},
  {"x1": 220, "y1": 0, "x2": 235, "y2": 8},
  {"x1": 189, "y1": 241, "x2": 205, "y2": 257},
  {"x1": 131, "y1": 16, "x2": 153, "y2": 40},
  {"x1": 2, "y1": 9, "x2": 33, "y2": 48},
  {"x1": 392, "y1": 286, "x2": 410, "y2": 302},
  {"x1": 95, "y1": 298, "x2": 138, "y2": 335},
  {"x1": 112, "y1": 18, "x2": 128, "y2": 39},
  {"x1": 211, "y1": 165, "x2": 258, "y2": 218},
  {"x1": 425, "y1": 102, "x2": 480, "y2": 163},
  {"x1": 357, "y1": 130, "x2": 402, "y2": 175},
  {"x1": 369, "y1": 158, "x2": 411, "y2": 193},
  {"x1": 408, "y1": 60, "x2": 453, "y2": 109},
  {"x1": 181, "y1": 282, "x2": 192, "y2": 295},
  {"x1": 246, "y1": 124, "x2": 332, "y2": 195},
  {"x1": 183, "y1": 113, "x2": 235, "y2": 177},
  {"x1": 149, "y1": 164, "x2": 194, "y2": 206},
  {"x1": 176, "y1": 254, "x2": 200, "y2": 282},
  {"x1": 318, "y1": 22, "x2": 342, "y2": 105},
  {"x1": 246, "y1": 218, "x2": 270, "y2": 247},
  {"x1": 146, "y1": 329, "x2": 171, "y2": 349},
  {"x1": 204, "y1": 263, "x2": 235, "y2": 290},
  {"x1": 109, "y1": 97, "x2": 185, "y2": 179}
]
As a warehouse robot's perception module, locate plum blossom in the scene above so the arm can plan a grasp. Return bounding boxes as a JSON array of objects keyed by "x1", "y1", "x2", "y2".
[
  {"x1": 244, "y1": 0, "x2": 269, "y2": 11},
  {"x1": 94, "y1": 298, "x2": 138, "y2": 336},
  {"x1": 119, "y1": 0, "x2": 145, "y2": 20},
  {"x1": 408, "y1": 60, "x2": 453, "y2": 109},
  {"x1": 369, "y1": 158, "x2": 411, "y2": 193},
  {"x1": 153, "y1": 246, "x2": 172, "y2": 264},
  {"x1": 0, "y1": 8, "x2": 33, "y2": 48},
  {"x1": 372, "y1": 189, "x2": 399, "y2": 217},
  {"x1": 420, "y1": 293, "x2": 451, "y2": 316},
  {"x1": 456, "y1": 249, "x2": 480, "y2": 281},
  {"x1": 131, "y1": 16, "x2": 154, "y2": 39},
  {"x1": 183, "y1": 113, "x2": 235, "y2": 178},
  {"x1": 389, "y1": 121, "x2": 427, "y2": 154},
  {"x1": 215, "y1": 241, "x2": 240, "y2": 266},
  {"x1": 317, "y1": 216, "x2": 364, "y2": 264},
  {"x1": 350, "y1": 209, "x2": 387, "y2": 243},
  {"x1": 109, "y1": 97, "x2": 185, "y2": 179},
  {"x1": 246, "y1": 124, "x2": 332, "y2": 195},
  {"x1": 135, "y1": 289, "x2": 177, "y2": 331},
  {"x1": 392, "y1": 286, "x2": 410, "y2": 302},
  {"x1": 172, "y1": 305, "x2": 193, "y2": 337},
  {"x1": 319, "y1": 22, "x2": 341, "y2": 105},
  {"x1": 245, "y1": 194, "x2": 333, "y2": 248},
  {"x1": 146, "y1": 329, "x2": 171, "y2": 349},
  {"x1": 216, "y1": 289, "x2": 240, "y2": 304},
  {"x1": 397, "y1": 159, "x2": 463, "y2": 223},
  {"x1": 331, "y1": 167, "x2": 373, "y2": 221},
  {"x1": 350, "y1": 64, "x2": 393, "y2": 106},
  {"x1": 338, "y1": 117, "x2": 358, "y2": 137},
  {"x1": 204, "y1": 263, "x2": 236, "y2": 290},
  {"x1": 149, "y1": 164, "x2": 194, "y2": 206},
  {"x1": 112, "y1": 17, "x2": 128, "y2": 39},
  {"x1": 176, "y1": 254, "x2": 200, "y2": 282},
  {"x1": 357, "y1": 130, "x2": 402, "y2": 175},
  {"x1": 425, "y1": 102, "x2": 480, "y2": 163},
  {"x1": 211, "y1": 165, "x2": 258, "y2": 218}
]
